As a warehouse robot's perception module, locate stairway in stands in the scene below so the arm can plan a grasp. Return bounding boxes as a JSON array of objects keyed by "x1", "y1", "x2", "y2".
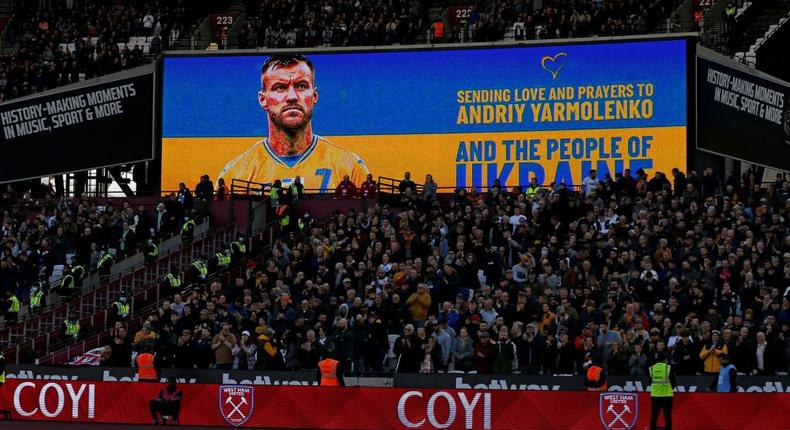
[
  {"x1": 1, "y1": 221, "x2": 235, "y2": 364},
  {"x1": 730, "y1": 0, "x2": 790, "y2": 54},
  {"x1": 36, "y1": 221, "x2": 285, "y2": 366}
]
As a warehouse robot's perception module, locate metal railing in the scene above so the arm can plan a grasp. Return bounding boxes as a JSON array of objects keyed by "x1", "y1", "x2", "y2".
[
  {"x1": 37, "y1": 220, "x2": 291, "y2": 366},
  {"x1": 0, "y1": 215, "x2": 208, "y2": 337},
  {"x1": 2, "y1": 221, "x2": 237, "y2": 364}
]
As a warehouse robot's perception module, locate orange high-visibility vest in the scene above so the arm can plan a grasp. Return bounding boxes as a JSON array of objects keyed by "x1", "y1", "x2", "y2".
[
  {"x1": 433, "y1": 21, "x2": 444, "y2": 39},
  {"x1": 586, "y1": 365, "x2": 607, "y2": 391},
  {"x1": 137, "y1": 353, "x2": 158, "y2": 381},
  {"x1": 318, "y1": 358, "x2": 340, "y2": 386}
]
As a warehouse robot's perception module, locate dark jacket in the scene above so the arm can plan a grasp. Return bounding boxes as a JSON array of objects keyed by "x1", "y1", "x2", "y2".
[
  {"x1": 473, "y1": 341, "x2": 496, "y2": 374},
  {"x1": 393, "y1": 334, "x2": 423, "y2": 373},
  {"x1": 516, "y1": 333, "x2": 545, "y2": 371},
  {"x1": 671, "y1": 339, "x2": 698, "y2": 374},
  {"x1": 493, "y1": 339, "x2": 516, "y2": 374}
]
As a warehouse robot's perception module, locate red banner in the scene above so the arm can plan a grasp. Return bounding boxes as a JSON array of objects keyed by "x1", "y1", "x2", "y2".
[{"x1": 0, "y1": 379, "x2": 787, "y2": 429}]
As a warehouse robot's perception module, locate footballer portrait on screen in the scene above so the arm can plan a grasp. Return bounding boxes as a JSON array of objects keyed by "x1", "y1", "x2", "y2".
[{"x1": 218, "y1": 54, "x2": 369, "y2": 191}]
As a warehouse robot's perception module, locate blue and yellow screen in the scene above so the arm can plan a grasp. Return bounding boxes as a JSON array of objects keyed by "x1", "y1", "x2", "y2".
[{"x1": 161, "y1": 39, "x2": 687, "y2": 192}]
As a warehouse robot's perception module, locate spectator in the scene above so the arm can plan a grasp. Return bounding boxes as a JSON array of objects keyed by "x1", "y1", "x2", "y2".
[
  {"x1": 406, "y1": 283, "x2": 431, "y2": 325},
  {"x1": 255, "y1": 328, "x2": 283, "y2": 370},
  {"x1": 232, "y1": 330, "x2": 257, "y2": 370},
  {"x1": 67, "y1": 164, "x2": 790, "y2": 380},
  {"x1": 671, "y1": 329, "x2": 698, "y2": 374},
  {"x1": 473, "y1": 331, "x2": 495, "y2": 373},
  {"x1": 394, "y1": 324, "x2": 421, "y2": 373},
  {"x1": 452, "y1": 327, "x2": 475, "y2": 371},
  {"x1": 751, "y1": 331, "x2": 779, "y2": 375},
  {"x1": 398, "y1": 172, "x2": 417, "y2": 195},
  {"x1": 300, "y1": 329, "x2": 322, "y2": 370},
  {"x1": 195, "y1": 175, "x2": 214, "y2": 201},
  {"x1": 606, "y1": 341, "x2": 629, "y2": 375},
  {"x1": 422, "y1": 174, "x2": 438, "y2": 203},
  {"x1": 108, "y1": 325, "x2": 132, "y2": 367},
  {"x1": 629, "y1": 344, "x2": 648, "y2": 376},
  {"x1": 334, "y1": 175, "x2": 357, "y2": 199},
  {"x1": 493, "y1": 326, "x2": 516, "y2": 374},
  {"x1": 419, "y1": 335, "x2": 441, "y2": 373},
  {"x1": 582, "y1": 169, "x2": 600, "y2": 195},
  {"x1": 700, "y1": 330, "x2": 727, "y2": 375},
  {"x1": 359, "y1": 174, "x2": 378, "y2": 199},
  {"x1": 516, "y1": 323, "x2": 544, "y2": 374}
]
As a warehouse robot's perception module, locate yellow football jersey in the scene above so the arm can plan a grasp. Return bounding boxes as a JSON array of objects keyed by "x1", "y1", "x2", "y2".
[{"x1": 218, "y1": 135, "x2": 369, "y2": 192}]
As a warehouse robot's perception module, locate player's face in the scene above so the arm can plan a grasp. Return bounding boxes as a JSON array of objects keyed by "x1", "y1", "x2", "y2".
[{"x1": 260, "y1": 62, "x2": 318, "y2": 131}]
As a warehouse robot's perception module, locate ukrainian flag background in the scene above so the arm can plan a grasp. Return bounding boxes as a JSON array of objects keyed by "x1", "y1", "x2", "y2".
[{"x1": 161, "y1": 39, "x2": 688, "y2": 191}]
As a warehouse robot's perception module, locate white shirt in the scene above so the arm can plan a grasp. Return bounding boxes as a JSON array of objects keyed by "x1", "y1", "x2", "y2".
[
  {"x1": 756, "y1": 342, "x2": 766, "y2": 370},
  {"x1": 509, "y1": 214, "x2": 526, "y2": 233},
  {"x1": 582, "y1": 176, "x2": 599, "y2": 195}
]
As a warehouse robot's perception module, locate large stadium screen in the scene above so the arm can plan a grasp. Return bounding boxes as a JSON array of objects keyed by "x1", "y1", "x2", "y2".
[{"x1": 161, "y1": 39, "x2": 688, "y2": 192}]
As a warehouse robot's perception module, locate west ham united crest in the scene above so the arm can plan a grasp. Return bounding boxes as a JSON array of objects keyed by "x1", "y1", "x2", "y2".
[
  {"x1": 219, "y1": 385, "x2": 254, "y2": 427},
  {"x1": 599, "y1": 392, "x2": 638, "y2": 430}
]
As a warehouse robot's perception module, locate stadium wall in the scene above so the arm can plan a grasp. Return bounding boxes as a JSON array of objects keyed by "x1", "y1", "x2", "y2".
[{"x1": 0, "y1": 379, "x2": 786, "y2": 429}]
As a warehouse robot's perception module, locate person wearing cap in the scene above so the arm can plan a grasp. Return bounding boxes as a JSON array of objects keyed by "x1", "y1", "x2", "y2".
[
  {"x1": 230, "y1": 234, "x2": 247, "y2": 262},
  {"x1": 710, "y1": 353, "x2": 737, "y2": 392},
  {"x1": 60, "y1": 311, "x2": 81, "y2": 343},
  {"x1": 582, "y1": 354, "x2": 607, "y2": 391},
  {"x1": 699, "y1": 329, "x2": 727, "y2": 375},
  {"x1": 58, "y1": 264, "x2": 79, "y2": 297},
  {"x1": 473, "y1": 331, "x2": 496, "y2": 374},
  {"x1": 232, "y1": 330, "x2": 257, "y2": 370},
  {"x1": 97, "y1": 248, "x2": 115, "y2": 277},
  {"x1": 28, "y1": 283, "x2": 46, "y2": 314},
  {"x1": 136, "y1": 343, "x2": 159, "y2": 382},
  {"x1": 110, "y1": 293, "x2": 130, "y2": 324},
  {"x1": 144, "y1": 238, "x2": 159, "y2": 264},
  {"x1": 648, "y1": 352, "x2": 676, "y2": 430},
  {"x1": 180, "y1": 215, "x2": 196, "y2": 245},
  {"x1": 317, "y1": 347, "x2": 345, "y2": 386},
  {"x1": 255, "y1": 328, "x2": 284, "y2": 370}
]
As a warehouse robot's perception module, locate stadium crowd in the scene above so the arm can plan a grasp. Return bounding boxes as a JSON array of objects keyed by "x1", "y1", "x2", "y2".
[
  {"x1": 0, "y1": 0, "x2": 214, "y2": 102},
  {"x1": 239, "y1": 0, "x2": 683, "y2": 49},
  {"x1": 241, "y1": 0, "x2": 429, "y2": 48},
  {"x1": 0, "y1": 0, "x2": 689, "y2": 102},
  {"x1": 0, "y1": 175, "x2": 219, "y2": 326},
  {"x1": 102, "y1": 167, "x2": 790, "y2": 377}
]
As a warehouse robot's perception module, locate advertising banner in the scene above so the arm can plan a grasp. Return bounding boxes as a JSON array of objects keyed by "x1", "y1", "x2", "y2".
[
  {"x1": 0, "y1": 379, "x2": 787, "y2": 429},
  {"x1": 393, "y1": 372, "x2": 790, "y2": 393},
  {"x1": 7, "y1": 365, "x2": 789, "y2": 393},
  {"x1": 5, "y1": 365, "x2": 316, "y2": 385},
  {"x1": 0, "y1": 67, "x2": 155, "y2": 182},
  {"x1": 161, "y1": 38, "x2": 688, "y2": 192},
  {"x1": 697, "y1": 49, "x2": 790, "y2": 170}
]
